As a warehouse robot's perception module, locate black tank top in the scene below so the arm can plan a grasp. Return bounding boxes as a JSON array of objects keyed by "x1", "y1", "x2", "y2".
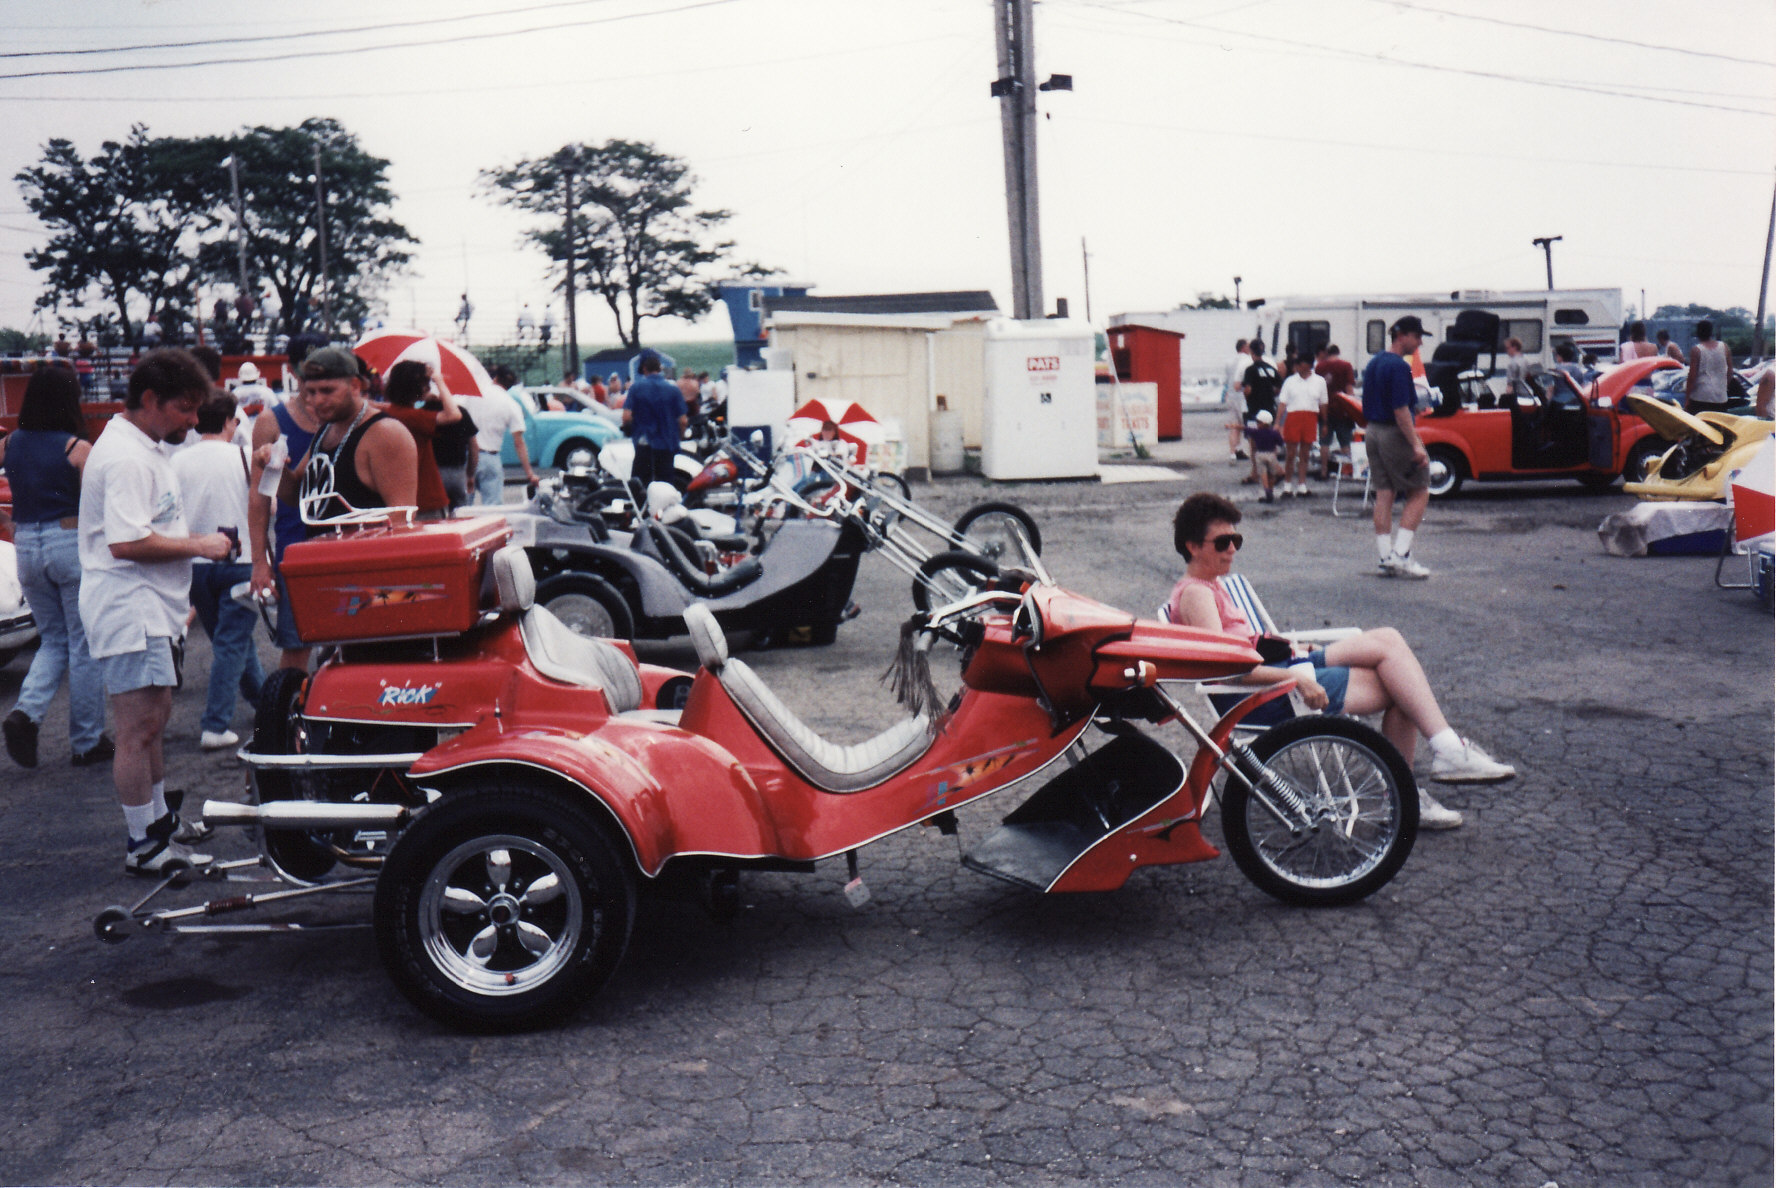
[{"x1": 301, "y1": 409, "x2": 390, "y2": 532}]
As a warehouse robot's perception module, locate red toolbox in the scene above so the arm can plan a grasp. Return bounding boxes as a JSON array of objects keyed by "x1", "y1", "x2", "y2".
[{"x1": 280, "y1": 516, "x2": 512, "y2": 644}]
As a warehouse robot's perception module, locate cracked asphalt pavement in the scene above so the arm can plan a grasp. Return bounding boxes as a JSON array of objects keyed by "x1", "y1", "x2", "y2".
[{"x1": 1, "y1": 414, "x2": 1769, "y2": 1186}]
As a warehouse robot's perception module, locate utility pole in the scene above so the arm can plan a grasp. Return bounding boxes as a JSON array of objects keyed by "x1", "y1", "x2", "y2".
[
  {"x1": 561, "y1": 150, "x2": 581, "y2": 379},
  {"x1": 313, "y1": 144, "x2": 333, "y2": 338},
  {"x1": 1233, "y1": 276, "x2": 1242, "y2": 308},
  {"x1": 1754, "y1": 171, "x2": 1775, "y2": 360},
  {"x1": 1532, "y1": 235, "x2": 1562, "y2": 290},
  {"x1": 226, "y1": 154, "x2": 250, "y2": 302},
  {"x1": 993, "y1": 0, "x2": 1041, "y2": 320},
  {"x1": 1080, "y1": 237, "x2": 1092, "y2": 323}
]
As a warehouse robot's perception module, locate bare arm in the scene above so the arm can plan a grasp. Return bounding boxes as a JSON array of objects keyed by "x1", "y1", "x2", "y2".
[
  {"x1": 247, "y1": 411, "x2": 281, "y2": 595},
  {"x1": 112, "y1": 531, "x2": 230, "y2": 563},
  {"x1": 360, "y1": 419, "x2": 419, "y2": 510},
  {"x1": 512, "y1": 430, "x2": 536, "y2": 483},
  {"x1": 432, "y1": 378, "x2": 463, "y2": 425},
  {"x1": 1393, "y1": 402, "x2": 1426, "y2": 463},
  {"x1": 1174, "y1": 582, "x2": 1324, "y2": 705}
]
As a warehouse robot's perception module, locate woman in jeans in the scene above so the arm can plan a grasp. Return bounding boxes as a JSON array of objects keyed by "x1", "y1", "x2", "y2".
[{"x1": 0, "y1": 367, "x2": 109, "y2": 767}]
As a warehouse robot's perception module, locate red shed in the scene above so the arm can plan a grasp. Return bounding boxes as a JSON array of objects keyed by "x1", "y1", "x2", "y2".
[{"x1": 1107, "y1": 323, "x2": 1186, "y2": 440}]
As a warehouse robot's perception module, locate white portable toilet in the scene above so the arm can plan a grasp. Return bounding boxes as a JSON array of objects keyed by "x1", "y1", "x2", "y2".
[{"x1": 980, "y1": 318, "x2": 1099, "y2": 481}]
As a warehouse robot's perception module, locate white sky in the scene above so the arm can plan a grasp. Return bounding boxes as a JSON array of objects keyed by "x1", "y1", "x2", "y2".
[{"x1": 0, "y1": 0, "x2": 1771, "y2": 344}]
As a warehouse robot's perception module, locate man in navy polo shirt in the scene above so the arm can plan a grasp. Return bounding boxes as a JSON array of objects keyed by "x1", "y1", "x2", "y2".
[
  {"x1": 622, "y1": 350, "x2": 687, "y2": 487},
  {"x1": 1360, "y1": 316, "x2": 1433, "y2": 579}
]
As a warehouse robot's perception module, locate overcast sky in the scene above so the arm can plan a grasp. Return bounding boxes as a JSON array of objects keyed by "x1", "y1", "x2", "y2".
[{"x1": 1, "y1": 0, "x2": 1771, "y2": 345}]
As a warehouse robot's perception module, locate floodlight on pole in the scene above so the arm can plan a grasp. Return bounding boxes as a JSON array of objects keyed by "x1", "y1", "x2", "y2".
[{"x1": 1532, "y1": 236, "x2": 1563, "y2": 290}]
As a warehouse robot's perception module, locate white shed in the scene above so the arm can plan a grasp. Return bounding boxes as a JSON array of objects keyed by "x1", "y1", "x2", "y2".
[{"x1": 765, "y1": 312, "x2": 993, "y2": 476}]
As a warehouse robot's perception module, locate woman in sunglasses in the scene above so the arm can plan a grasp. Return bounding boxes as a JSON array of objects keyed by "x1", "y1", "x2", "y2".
[{"x1": 1166, "y1": 493, "x2": 1514, "y2": 830}]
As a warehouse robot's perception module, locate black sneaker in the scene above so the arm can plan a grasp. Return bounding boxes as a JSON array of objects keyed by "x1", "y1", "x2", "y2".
[
  {"x1": 71, "y1": 735, "x2": 115, "y2": 767},
  {"x1": 3, "y1": 709, "x2": 38, "y2": 769}
]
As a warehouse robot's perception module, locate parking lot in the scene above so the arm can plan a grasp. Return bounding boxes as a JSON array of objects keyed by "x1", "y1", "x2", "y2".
[{"x1": 0, "y1": 418, "x2": 1770, "y2": 1187}]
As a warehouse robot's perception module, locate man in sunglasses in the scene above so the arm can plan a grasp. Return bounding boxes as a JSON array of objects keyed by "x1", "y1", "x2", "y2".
[{"x1": 1165, "y1": 493, "x2": 1515, "y2": 829}]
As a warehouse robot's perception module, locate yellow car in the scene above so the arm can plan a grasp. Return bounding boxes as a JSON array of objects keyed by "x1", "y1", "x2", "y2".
[{"x1": 1622, "y1": 395, "x2": 1774, "y2": 501}]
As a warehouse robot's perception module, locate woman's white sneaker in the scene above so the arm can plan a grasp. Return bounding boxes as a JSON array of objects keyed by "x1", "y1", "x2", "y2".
[
  {"x1": 1417, "y1": 788, "x2": 1464, "y2": 830},
  {"x1": 1431, "y1": 738, "x2": 1516, "y2": 783}
]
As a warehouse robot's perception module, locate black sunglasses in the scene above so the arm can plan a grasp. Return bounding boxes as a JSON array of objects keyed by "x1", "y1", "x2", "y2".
[{"x1": 1207, "y1": 533, "x2": 1243, "y2": 552}]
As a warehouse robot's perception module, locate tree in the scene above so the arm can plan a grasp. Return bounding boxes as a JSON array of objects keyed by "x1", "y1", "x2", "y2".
[
  {"x1": 482, "y1": 140, "x2": 768, "y2": 349},
  {"x1": 1653, "y1": 303, "x2": 1771, "y2": 357},
  {"x1": 196, "y1": 118, "x2": 416, "y2": 341},
  {"x1": 1182, "y1": 292, "x2": 1237, "y2": 310},
  {"x1": 15, "y1": 126, "x2": 216, "y2": 343}
]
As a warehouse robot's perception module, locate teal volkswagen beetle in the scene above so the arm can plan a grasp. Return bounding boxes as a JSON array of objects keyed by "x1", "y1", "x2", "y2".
[{"x1": 502, "y1": 385, "x2": 623, "y2": 470}]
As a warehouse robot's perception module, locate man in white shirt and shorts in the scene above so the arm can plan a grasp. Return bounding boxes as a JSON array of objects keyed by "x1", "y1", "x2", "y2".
[{"x1": 80, "y1": 350, "x2": 235, "y2": 875}]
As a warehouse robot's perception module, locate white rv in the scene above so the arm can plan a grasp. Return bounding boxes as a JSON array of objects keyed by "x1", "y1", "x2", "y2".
[{"x1": 1114, "y1": 289, "x2": 1624, "y2": 382}]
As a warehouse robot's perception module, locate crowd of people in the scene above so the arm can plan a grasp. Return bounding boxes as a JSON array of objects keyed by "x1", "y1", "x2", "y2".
[{"x1": 0, "y1": 344, "x2": 590, "y2": 875}]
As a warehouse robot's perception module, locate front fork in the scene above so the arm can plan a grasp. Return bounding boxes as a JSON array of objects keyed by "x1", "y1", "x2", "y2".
[{"x1": 1151, "y1": 681, "x2": 1318, "y2": 834}]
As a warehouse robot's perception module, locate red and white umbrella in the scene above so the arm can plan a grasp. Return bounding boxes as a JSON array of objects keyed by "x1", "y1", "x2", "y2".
[
  {"x1": 352, "y1": 328, "x2": 499, "y2": 397},
  {"x1": 1729, "y1": 437, "x2": 1774, "y2": 547},
  {"x1": 786, "y1": 397, "x2": 885, "y2": 462}
]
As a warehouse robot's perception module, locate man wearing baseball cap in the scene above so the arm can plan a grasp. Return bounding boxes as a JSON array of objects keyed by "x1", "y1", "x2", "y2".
[
  {"x1": 277, "y1": 347, "x2": 417, "y2": 530},
  {"x1": 1360, "y1": 316, "x2": 1434, "y2": 579}
]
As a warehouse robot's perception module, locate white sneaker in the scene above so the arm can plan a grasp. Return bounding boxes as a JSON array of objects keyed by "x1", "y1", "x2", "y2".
[
  {"x1": 1417, "y1": 788, "x2": 1464, "y2": 830},
  {"x1": 1431, "y1": 738, "x2": 1517, "y2": 784},
  {"x1": 200, "y1": 729, "x2": 240, "y2": 752},
  {"x1": 125, "y1": 815, "x2": 214, "y2": 876},
  {"x1": 1381, "y1": 553, "x2": 1431, "y2": 579}
]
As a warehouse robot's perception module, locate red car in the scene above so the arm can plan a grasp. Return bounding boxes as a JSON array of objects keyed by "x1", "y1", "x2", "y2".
[{"x1": 1408, "y1": 357, "x2": 1682, "y2": 497}]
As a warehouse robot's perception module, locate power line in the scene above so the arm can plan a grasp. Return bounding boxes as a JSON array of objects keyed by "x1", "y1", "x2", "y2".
[
  {"x1": 1383, "y1": 1, "x2": 1775, "y2": 69},
  {"x1": 1054, "y1": 0, "x2": 1773, "y2": 117},
  {"x1": 0, "y1": 0, "x2": 627, "y2": 59},
  {"x1": 0, "y1": 31, "x2": 966, "y2": 104},
  {"x1": 0, "y1": 0, "x2": 741, "y2": 82}
]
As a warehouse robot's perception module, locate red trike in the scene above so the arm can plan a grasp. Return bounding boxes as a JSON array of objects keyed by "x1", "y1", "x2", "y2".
[{"x1": 97, "y1": 516, "x2": 1418, "y2": 1031}]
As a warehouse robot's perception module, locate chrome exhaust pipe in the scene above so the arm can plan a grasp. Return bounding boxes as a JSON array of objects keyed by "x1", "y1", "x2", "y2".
[{"x1": 202, "y1": 800, "x2": 410, "y2": 830}]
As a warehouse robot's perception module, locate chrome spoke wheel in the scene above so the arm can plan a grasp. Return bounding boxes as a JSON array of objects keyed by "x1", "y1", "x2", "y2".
[
  {"x1": 418, "y1": 834, "x2": 584, "y2": 997},
  {"x1": 546, "y1": 592, "x2": 617, "y2": 639}
]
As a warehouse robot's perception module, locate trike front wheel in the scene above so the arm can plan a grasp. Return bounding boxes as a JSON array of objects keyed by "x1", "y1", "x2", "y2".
[
  {"x1": 1220, "y1": 716, "x2": 1417, "y2": 907},
  {"x1": 375, "y1": 783, "x2": 636, "y2": 1032}
]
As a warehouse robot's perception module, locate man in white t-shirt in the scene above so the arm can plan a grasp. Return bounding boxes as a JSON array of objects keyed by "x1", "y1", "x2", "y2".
[
  {"x1": 1276, "y1": 353, "x2": 1328, "y2": 497},
  {"x1": 460, "y1": 366, "x2": 537, "y2": 504},
  {"x1": 1224, "y1": 340, "x2": 1250, "y2": 463},
  {"x1": 171, "y1": 390, "x2": 266, "y2": 754},
  {"x1": 80, "y1": 349, "x2": 234, "y2": 876}
]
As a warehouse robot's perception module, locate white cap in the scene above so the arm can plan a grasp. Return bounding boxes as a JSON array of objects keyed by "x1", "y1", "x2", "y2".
[
  {"x1": 1255, "y1": 409, "x2": 1274, "y2": 425},
  {"x1": 237, "y1": 361, "x2": 260, "y2": 382}
]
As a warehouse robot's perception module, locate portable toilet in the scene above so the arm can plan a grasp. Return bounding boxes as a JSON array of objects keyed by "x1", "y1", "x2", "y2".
[
  {"x1": 1106, "y1": 323, "x2": 1186, "y2": 440},
  {"x1": 980, "y1": 318, "x2": 1099, "y2": 481}
]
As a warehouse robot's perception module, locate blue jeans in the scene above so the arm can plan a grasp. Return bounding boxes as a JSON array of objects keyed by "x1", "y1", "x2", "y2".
[
  {"x1": 474, "y1": 452, "x2": 506, "y2": 505},
  {"x1": 190, "y1": 562, "x2": 267, "y2": 733},
  {"x1": 11, "y1": 522, "x2": 105, "y2": 751}
]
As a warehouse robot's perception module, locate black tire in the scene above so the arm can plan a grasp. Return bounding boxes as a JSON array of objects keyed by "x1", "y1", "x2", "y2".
[
  {"x1": 253, "y1": 667, "x2": 336, "y2": 882},
  {"x1": 1425, "y1": 445, "x2": 1465, "y2": 498},
  {"x1": 912, "y1": 550, "x2": 1001, "y2": 613},
  {"x1": 535, "y1": 572, "x2": 634, "y2": 641},
  {"x1": 1575, "y1": 472, "x2": 1618, "y2": 490},
  {"x1": 375, "y1": 783, "x2": 636, "y2": 1032},
  {"x1": 1624, "y1": 436, "x2": 1667, "y2": 484},
  {"x1": 1220, "y1": 716, "x2": 1417, "y2": 907},
  {"x1": 553, "y1": 439, "x2": 598, "y2": 469},
  {"x1": 808, "y1": 621, "x2": 839, "y2": 646},
  {"x1": 875, "y1": 472, "x2": 912, "y2": 503},
  {"x1": 954, "y1": 500, "x2": 1042, "y2": 565}
]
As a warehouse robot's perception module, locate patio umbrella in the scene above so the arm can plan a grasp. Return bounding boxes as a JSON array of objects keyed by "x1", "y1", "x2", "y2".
[
  {"x1": 1729, "y1": 437, "x2": 1774, "y2": 547},
  {"x1": 786, "y1": 398, "x2": 883, "y2": 466},
  {"x1": 352, "y1": 328, "x2": 499, "y2": 397}
]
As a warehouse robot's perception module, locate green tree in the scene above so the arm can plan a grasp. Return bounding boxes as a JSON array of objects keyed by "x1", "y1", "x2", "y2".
[
  {"x1": 197, "y1": 118, "x2": 416, "y2": 340},
  {"x1": 15, "y1": 126, "x2": 216, "y2": 342},
  {"x1": 1653, "y1": 303, "x2": 1770, "y2": 357},
  {"x1": 1183, "y1": 292, "x2": 1237, "y2": 310},
  {"x1": 482, "y1": 140, "x2": 767, "y2": 349}
]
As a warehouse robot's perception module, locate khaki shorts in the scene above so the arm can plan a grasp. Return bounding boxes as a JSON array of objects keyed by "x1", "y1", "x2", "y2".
[{"x1": 1365, "y1": 424, "x2": 1429, "y2": 493}]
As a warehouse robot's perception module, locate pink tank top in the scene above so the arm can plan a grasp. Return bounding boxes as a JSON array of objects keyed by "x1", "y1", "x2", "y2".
[{"x1": 1167, "y1": 575, "x2": 1255, "y2": 643}]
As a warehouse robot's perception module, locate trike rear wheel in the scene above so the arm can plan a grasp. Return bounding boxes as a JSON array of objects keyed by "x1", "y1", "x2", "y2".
[
  {"x1": 375, "y1": 783, "x2": 636, "y2": 1032},
  {"x1": 1220, "y1": 716, "x2": 1417, "y2": 907}
]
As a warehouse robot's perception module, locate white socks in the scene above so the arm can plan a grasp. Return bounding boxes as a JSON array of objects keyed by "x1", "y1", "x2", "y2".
[
  {"x1": 151, "y1": 781, "x2": 167, "y2": 820},
  {"x1": 1393, "y1": 528, "x2": 1416, "y2": 558},
  {"x1": 123, "y1": 801, "x2": 155, "y2": 843},
  {"x1": 1377, "y1": 534, "x2": 1393, "y2": 561},
  {"x1": 1428, "y1": 728, "x2": 1462, "y2": 756}
]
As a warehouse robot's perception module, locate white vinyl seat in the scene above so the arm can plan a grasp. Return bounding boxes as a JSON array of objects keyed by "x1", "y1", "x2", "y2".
[
  {"x1": 492, "y1": 545, "x2": 644, "y2": 713},
  {"x1": 683, "y1": 603, "x2": 932, "y2": 794}
]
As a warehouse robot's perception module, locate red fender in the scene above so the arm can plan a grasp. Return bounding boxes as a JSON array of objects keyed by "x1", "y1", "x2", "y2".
[{"x1": 407, "y1": 717, "x2": 773, "y2": 878}]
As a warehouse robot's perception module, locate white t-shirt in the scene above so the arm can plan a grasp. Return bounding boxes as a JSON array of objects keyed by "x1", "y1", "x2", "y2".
[
  {"x1": 461, "y1": 389, "x2": 525, "y2": 454},
  {"x1": 1278, "y1": 372, "x2": 1328, "y2": 416},
  {"x1": 78, "y1": 416, "x2": 193, "y2": 657},
  {"x1": 1224, "y1": 352, "x2": 1248, "y2": 390},
  {"x1": 171, "y1": 438, "x2": 252, "y2": 559}
]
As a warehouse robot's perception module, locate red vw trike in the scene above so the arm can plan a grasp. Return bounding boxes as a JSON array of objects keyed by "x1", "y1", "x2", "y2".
[{"x1": 97, "y1": 515, "x2": 1418, "y2": 1031}]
